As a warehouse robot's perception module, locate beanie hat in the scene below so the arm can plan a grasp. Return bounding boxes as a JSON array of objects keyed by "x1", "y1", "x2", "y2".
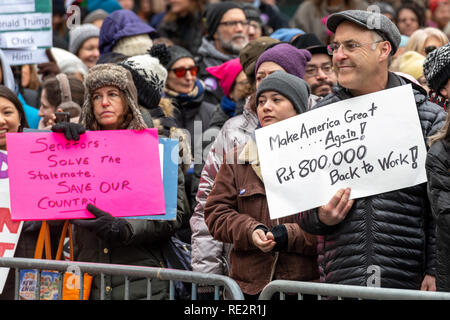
[
  {"x1": 423, "y1": 42, "x2": 450, "y2": 92},
  {"x1": 270, "y1": 28, "x2": 305, "y2": 42},
  {"x1": 120, "y1": 44, "x2": 170, "y2": 110},
  {"x1": 204, "y1": 2, "x2": 243, "y2": 39},
  {"x1": 112, "y1": 34, "x2": 153, "y2": 57},
  {"x1": 68, "y1": 23, "x2": 100, "y2": 55},
  {"x1": 206, "y1": 58, "x2": 243, "y2": 98},
  {"x1": 164, "y1": 45, "x2": 194, "y2": 70},
  {"x1": 429, "y1": 0, "x2": 448, "y2": 14},
  {"x1": 239, "y1": 36, "x2": 280, "y2": 86},
  {"x1": 255, "y1": 43, "x2": 311, "y2": 79},
  {"x1": 241, "y1": 3, "x2": 262, "y2": 24},
  {"x1": 83, "y1": 9, "x2": 108, "y2": 24},
  {"x1": 50, "y1": 47, "x2": 88, "y2": 78},
  {"x1": 398, "y1": 51, "x2": 425, "y2": 80},
  {"x1": 256, "y1": 71, "x2": 310, "y2": 114},
  {"x1": 80, "y1": 63, "x2": 147, "y2": 131},
  {"x1": 291, "y1": 33, "x2": 329, "y2": 55}
]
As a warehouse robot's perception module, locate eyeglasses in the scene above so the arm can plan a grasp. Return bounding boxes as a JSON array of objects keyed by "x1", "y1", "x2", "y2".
[
  {"x1": 169, "y1": 66, "x2": 199, "y2": 78},
  {"x1": 327, "y1": 40, "x2": 384, "y2": 55},
  {"x1": 219, "y1": 20, "x2": 249, "y2": 28},
  {"x1": 425, "y1": 45, "x2": 437, "y2": 55},
  {"x1": 305, "y1": 63, "x2": 334, "y2": 77},
  {"x1": 248, "y1": 21, "x2": 261, "y2": 29}
]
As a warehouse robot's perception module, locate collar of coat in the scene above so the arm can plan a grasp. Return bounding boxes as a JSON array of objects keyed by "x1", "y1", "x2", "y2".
[{"x1": 237, "y1": 138, "x2": 263, "y2": 182}]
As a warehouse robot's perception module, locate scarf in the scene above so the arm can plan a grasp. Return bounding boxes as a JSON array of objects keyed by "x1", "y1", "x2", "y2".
[
  {"x1": 164, "y1": 79, "x2": 205, "y2": 104},
  {"x1": 220, "y1": 95, "x2": 237, "y2": 117}
]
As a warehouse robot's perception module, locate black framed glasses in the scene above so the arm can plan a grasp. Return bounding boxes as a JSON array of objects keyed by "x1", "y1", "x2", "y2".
[
  {"x1": 169, "y1": 66, "x2": 199, "y2": 78},
  {"x1": 305, "y1": 63, "x2": 334, "y2": 77},
  {"x1": 219, "y1": 20, "x2": 249, "y2": 28}
]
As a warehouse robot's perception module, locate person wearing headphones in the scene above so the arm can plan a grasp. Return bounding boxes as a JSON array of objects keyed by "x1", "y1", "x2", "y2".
[{"x1": 38, "y1": 73, "x2": 85, "y2": 129}]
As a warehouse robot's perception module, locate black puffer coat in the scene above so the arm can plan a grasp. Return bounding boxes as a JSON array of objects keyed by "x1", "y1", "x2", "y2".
[
  {"x1": 298, "y1": 73, "x2": 447, "y2": 289},
  {"x1": 426, "y1": 139, "x2": 450, "y2": 292}
]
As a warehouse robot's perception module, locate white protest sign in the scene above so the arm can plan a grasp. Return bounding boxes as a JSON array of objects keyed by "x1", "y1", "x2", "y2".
[
  {"x1": 0, "y1": 0, "x2": 51, "y2": 65},
  {"x1": 1, "y1": 48, "x2": 48, "y2": 66},
  {"x1": 0, "y1": 151, "x2": 23, "y2": 294},
  {"x1": 0, "y1": 0, "x2": 35, "y2": 13},
  {"x1": 255, "y1": 84, "x2": 428, "y2": 220}
]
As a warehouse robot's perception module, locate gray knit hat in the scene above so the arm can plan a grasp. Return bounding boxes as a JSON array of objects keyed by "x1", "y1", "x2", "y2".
[
  {"x1": 326, "y1": 10, "x2": 401, "y2": 54},
  {"x1": 68, "y1": 23, "x2": 100, "y2": 55},
  {"x1": 164, "y1": 45, "x2": 194, "y2": 70},
  {"x1": 80, "y1": 63, "x2": 147, "y2": 131},
  {"x1": 83, "y1": 9, "x2": 108, "y2": 24},
  {"x1": 423, "y1": 42, "x2": 450, "y2": 92},
  {"x1": 256, "y1": 71, "x2": 310, "y2": 114}
]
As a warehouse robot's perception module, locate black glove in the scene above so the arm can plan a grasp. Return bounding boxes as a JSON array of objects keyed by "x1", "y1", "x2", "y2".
[
  {"x1": 51, "y1": 122, "x2": 86, "y2": 141},
  {"x1": 71, "y1": 204, "x2": 131, "y2": 243},
  {"x1": 270, "y1": 224, "x2": 288, "y2": 252}
]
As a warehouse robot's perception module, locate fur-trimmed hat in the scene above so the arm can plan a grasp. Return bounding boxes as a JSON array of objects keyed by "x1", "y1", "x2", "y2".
[{"x1": 80, "y1": 63, "x2": 147, "y2": 131}]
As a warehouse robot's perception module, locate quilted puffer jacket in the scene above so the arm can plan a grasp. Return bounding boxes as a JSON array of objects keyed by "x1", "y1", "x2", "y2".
[
  {"x1": 297, "y1": 72, "x2": 447, "y2": 289},
  {"x1": 426, "y1": 139, "x2": 450, "y2": 292}
]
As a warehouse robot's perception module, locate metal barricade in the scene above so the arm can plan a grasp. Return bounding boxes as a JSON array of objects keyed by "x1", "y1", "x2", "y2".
[
  {"x1": 0, "y1": 257, "x2": 244, "y2": 300},
  {"x1": 258, "y1": 280, "x2": 450, "y2": 300}
]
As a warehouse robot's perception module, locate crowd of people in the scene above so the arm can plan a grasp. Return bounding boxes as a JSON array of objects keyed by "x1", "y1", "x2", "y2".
[{"x1": 1, "y1": 0, "x2": 450, "y2": 300}]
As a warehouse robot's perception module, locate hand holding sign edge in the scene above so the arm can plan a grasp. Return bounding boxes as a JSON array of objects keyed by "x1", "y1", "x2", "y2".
[
  {"x1": 318, "y1": 188, "x2": 354, "y2": 226},
  {"x1": 70, "y1": 204, "x2": 132, "y2": 243}
]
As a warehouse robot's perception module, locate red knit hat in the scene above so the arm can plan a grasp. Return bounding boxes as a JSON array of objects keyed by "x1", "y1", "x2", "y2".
[
  {"x1": 429, "y1": 0, "x2": 448, "y2": 13},
  {"x1": 206, "y1": 58, "x2": 243, "y2": 98}
]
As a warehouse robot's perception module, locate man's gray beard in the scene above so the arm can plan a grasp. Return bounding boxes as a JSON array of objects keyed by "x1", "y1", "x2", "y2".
[{"x1": 218, "y1": 34, "x2": 248, "y2": 55}]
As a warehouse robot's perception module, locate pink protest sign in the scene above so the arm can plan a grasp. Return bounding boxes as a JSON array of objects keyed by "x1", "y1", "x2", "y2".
[{"x1": 6, "y1": 129, "x2": 165, "y2": 221}]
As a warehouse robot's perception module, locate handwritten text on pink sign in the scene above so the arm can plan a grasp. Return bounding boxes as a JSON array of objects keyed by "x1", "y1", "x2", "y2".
[{"x1": 6, "y1": 129, "x2": 165, "y2": 221}]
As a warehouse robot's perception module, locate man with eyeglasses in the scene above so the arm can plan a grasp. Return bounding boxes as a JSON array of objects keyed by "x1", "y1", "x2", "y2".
[
  {"x1": 197, "y1": 2, "x2": 249, "y2": 105},
  {"x1": 297, "y1": 10, "x2": 447, "y2": 291},
  {"x1": 291, "y1": 33, "x2": 337, "y2": 106}
]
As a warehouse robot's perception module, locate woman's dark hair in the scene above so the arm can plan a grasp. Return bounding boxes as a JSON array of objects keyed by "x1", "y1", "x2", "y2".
[
  {"x1": 0, "y1": 85, "x2": 29, "y2": 131},
  {"x1": 42, "y1": 75, "x2": 85, "y2": 109},
  {"x1": 395, "y1": 2, "x2": 426, "y2": 27}
]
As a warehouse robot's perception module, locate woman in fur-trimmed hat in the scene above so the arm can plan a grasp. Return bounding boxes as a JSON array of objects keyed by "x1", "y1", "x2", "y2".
[{"x1": 59, "y1": 63, "x2": 187, "y2": 300}]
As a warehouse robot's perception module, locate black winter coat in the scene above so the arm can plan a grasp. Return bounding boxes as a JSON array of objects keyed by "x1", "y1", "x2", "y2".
[
  {"x1": 426, "y1": 139, "x2": 450, "y2": 292},
  {"x1": 298, "y1": 73, "x2": 447, "y2": 289}
]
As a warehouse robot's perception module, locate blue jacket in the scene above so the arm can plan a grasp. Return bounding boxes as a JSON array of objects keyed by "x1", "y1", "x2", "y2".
[
  {"x1": 99, "y1": 9, "x2": 157, "y2": 54},
  {"x1": 17, "y1": 93, "x2": 40, "y2": 129}
]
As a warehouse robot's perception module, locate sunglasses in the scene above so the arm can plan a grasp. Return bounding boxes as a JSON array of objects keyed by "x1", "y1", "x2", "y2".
[
  {"x1": 425, "y1": 45, "x2": 437, "y2": 55},
  {"x1": 169, "y1": 66, "x2": 199, "y2": 78}
]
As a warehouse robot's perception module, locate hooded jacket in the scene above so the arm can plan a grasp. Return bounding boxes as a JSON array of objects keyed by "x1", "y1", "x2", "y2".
[
  {"x1": 196, "y1": 37, "x2": 238, "y2": 105},
  {"x1": 297, "y1": 72, "x2": 447, "y2": 289},
  {"x1": 99, "y1": 9, "x2": 157, "y2": 54},
  {"x1": 0, "y1": 49, "x2": 40, "y2": 129}
]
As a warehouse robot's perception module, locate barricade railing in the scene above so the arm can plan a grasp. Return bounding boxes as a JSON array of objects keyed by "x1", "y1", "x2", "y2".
[
  {"x1": 0, "y1": 257, "x2": 244, "y2": 300},
  {"x1": 258, "y1": 280, "x2": 450, "y2": 300}
]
